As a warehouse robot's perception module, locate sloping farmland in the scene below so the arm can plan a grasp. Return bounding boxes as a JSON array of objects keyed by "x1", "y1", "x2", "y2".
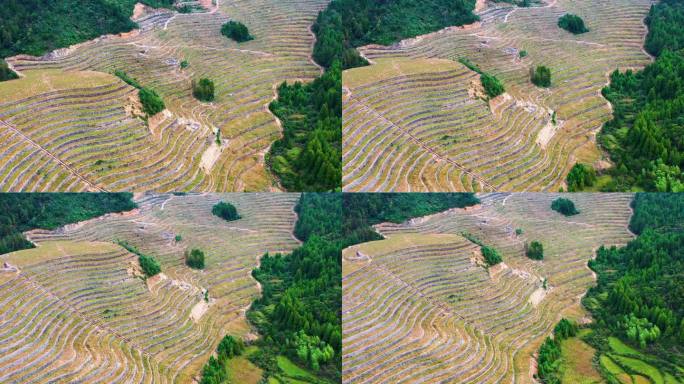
[
  {"x1": 0, "y1": 193, "x2": 300, "y2": 383},
  {"x1": 342, "y1": 193, "x2": 635, "y2": 383},
  {"x1": 342, "y1": 0, "x2": 653, "y2": 191},
  {"x1": 0, "y1": 0, "x2": 327, "y2": 192}
]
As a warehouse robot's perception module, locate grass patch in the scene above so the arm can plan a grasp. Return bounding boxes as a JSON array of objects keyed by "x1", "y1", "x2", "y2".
[{"x1": 559, "y1": 330, "x2": 603, "y2": 384}]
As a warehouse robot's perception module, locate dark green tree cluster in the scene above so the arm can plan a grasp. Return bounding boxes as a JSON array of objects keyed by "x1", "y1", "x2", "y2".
[
  {"x1": 481, "y1": 245, "x2": 503, "y2": 266},
  {"x1": 0, "y1": 0, "x2": 173, "y2": 59},
  {"x1": 600, "y1": 0, "x2": 684, "y2": 191},
  {"x1": 480, "y1": 72, "x2": 506, "y2": 98},
  {"x1": 268, "y1": 62, "x2": 341, "y2": 191},
  {"x1": 0, "y1": 59, "x2": 18, "y2": 81},
  {"x1": 0, "y1": 194, "x2": 136, "y2": 255},
  {"x1": 566, "y1": 163, "x2": 597, "y2": 192},
  {"x1": 138, "y1": 88, "x2": 165, "y2": 116},
  {"x1": 557, "y1": 13, "x2": 589, "y2": 34},
  {"x1": 551, "y1": 197, "x2": 579, "y2": 216},
  {"x1": 114, "y1": 70, "x2": 165, "y2": 117},
  {"x1": 312, "y1": 0, "x2": 478, "y2": 70},
  {"x1": 199, "y1": 335, "x2": 245, "y2": 384},
  {"x1": 537, "y1": 319, "x2": 578, "y2": 384},
  {"x1": 531, "y1": 65, "x2": 551, "y2": 87},
  {"x1": 221, "y1": 20, "x2": 254, "y2": 42},
  {"x1": 192, "y1": 78, "x2": 215, "y2": 102},
  {"x1": 117, "y1": 240, "x2": 161, "y2": 277},
  {"x1": 212, "y1": 201, "x2": 241, "y2": 221},
  {"x1": 248, "y1": 193, "x2": 342, "y2": 381},
  {"x1": 526, "y1": 240, "x2": 544, "y2": 260},
  {"x1": 644, "y1": 0, "x2": 684, "y2": 56},
  {"x1": 185, "y1": 248, "x2": 205, "y2": 269},
  {"x1": 600, "y1": 50, "x2": 684, "y2": 191},
  {"x1": 585, "y1": 193, "x2": 684, "y2": 365},
  {"x1": 458, "y1": 58, "x2": 505, "y2": 98},
  {"x1": 138, "y1": 254, "x2": 161, "y2": 277}
]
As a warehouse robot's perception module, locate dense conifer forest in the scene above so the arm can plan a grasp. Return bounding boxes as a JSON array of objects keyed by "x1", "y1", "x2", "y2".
[
  {"x1": 0, "y1": 0, "x2": 174, "y2": 59},
  {"x1": 600, "y1": 0, "x2": 684, "y2": 191},
  {"x1": 268, "y1": 64, "x2": 342, "y2": 191},
  {"x1": 0, "y1": 193, "x2": 136, "y2": 255},
  {"x1": 312, "y1": 0, "x2": 479, "y2": 70},
  {"x1": 585, "y1": 194, "x2": 684, "y2": 362}
]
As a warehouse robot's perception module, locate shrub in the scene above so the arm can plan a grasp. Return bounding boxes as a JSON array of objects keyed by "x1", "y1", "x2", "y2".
[
  {"x1": 551, "y1": 198, "x2": 579, "y2": 216},
  {"x1": 116, "y1": 240, "x2": 161, "y2": 277},
  {"x1": 180, "y1": 60, "x2": 189, "y2": 69},
  {"x1": 217, "y1": 335, "x2": 245, "y2": 360},
  {"x1": 566, "y1": 163, "x2": 597, "y2": 192},
  {"x1": 515, "y1": 228, "x2": 523, "y2": 235},
  {"x1": 212, "y1": 201, "x2": 241, "y2": 221},
  {"x1": 480, "y1": 72, "x2": 505, "y2": 98},
  {"x1": 0, "y1": 59, "x2": 18, "y2": 81},
  {"x1": 531, "y1": 65, "x2": 552, "y2": 87},
  {"x1": 221, "y1": 21, "x2": 254, "y2": 42},
  {"x1": 519, "y1": 50, "x2": 528, "y2": 58},
  {"x1": 192, "y1": 78, "x2": 215, "y2": 102},
  {"x1": 139, "y1": 254, "x2": 161, "y2": 277},
  {"x1": 114, "y1": 70, "x2": 142, "y2": 89},
  {"x1": 481, "y1": 245, "x2": 503, "y2": 266},
  {"x1": 526, "y1": 240, "x2": 544, "y2": 260},
  {"x1": 175, "y1": 234, "x2": 182, "y2": 242},
  {"x1": 185, "y1": 248, "x2": 205, "y2": 269},
  {"x1": 558, "y1": 13, "x2": 589, "y2": 34},
  {"x1": 138, "y1": 88, "x2": 165, "y2": 116}
]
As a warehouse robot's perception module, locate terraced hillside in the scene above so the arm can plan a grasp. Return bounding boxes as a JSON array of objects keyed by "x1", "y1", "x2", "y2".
[
  {"x1": 343, "y1": 0, "x2": 654, "y2": 191},
  {"x1": 342, "y1": 193, "x2": 635, "y2": 383},
  {"x1": 0, "y1": 193, "x2": 301, "y2": 383},
  {"x1": 0, "y1": 0, "x2": 327, "y2": 192}
]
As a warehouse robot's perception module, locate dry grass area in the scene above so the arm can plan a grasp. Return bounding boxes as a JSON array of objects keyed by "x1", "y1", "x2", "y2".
[
  {"x1": 0, "y1": 193, "x2": 301, "y2": 383},
  {"x1": 343, "y1": 0, "x2": 654, "y2": 191},
  {"x1": 0, "y1": 0, "x2": 327, "y2": 192},
  {"x1": 342, "y1": 193, "x2": 635, "y2": 383}
]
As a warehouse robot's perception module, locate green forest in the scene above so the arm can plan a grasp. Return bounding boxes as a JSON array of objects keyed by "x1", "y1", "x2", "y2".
[
  {"x1": 0, "y1": 193, "x2": 136, "y2": 255},
  {"x1": 584, "y1": 193, "x2": 684, "y2": 379},
  {"x1": 0, "y1": 0, "x2": 174, "y2": 59},
  {"x1": 312, "y1": 0, "x2": 478, "y2": 70},
  {"x1": 268, "y1": 61, "x2": 341, "y2": 192},
  {"x1": 599, "y1": 0, "x2": 684, "y2": 191},
  {"x1": 240, "y1": 193, "x2": 342, "y2": 382}
]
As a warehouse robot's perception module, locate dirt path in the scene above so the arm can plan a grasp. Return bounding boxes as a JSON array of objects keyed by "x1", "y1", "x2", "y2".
[{"x1": 0, "y1": 119, "x2": 105, "y2": 192}]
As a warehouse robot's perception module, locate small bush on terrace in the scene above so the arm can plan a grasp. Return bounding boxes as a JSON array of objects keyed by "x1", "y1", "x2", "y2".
[
  {"x1": 0, "y1": 59, "x2": 18, "y2": 82},
  {"x1": 212, "y1": 201, "x2": 241, "y2": 221},
  {"x1": 526, "y1": 240, "x2": 544, "y2": 260},
  {"x1": 180, "y1": 60, "x2": 189, "y2": 69},
  {"x1": 551, "y1": 197, "x2": 579, "y2": 216},
  {"x1": 185, "y1": 248, "x2": 205, "y2": 269},
  {"x1": 531, "y1": 65, "x2": 552, "y2": 87},
  {"x1": 481, "y1": 73, "x2": 505, "y2": 98},
  {"x1": 558, "y1": 13, "x2": 589, "y2": 34},
  {"x1": 566, "y1": 163, "x2": 597, "y2": 192},
  {"x1": 192, "y1": 78, "x2": 215, "y2": 102},
  {"x1": 117, "y1": 240, "x2": 161, "y2": 277},
  {"x1": 138, "y1": 88, "x2": 165, "y2": 116},
  {"x1": 114, "y1": 70, "x2": 164, "y2": 116},
  {"x1": 481, "y1": 245, "x2": 502, "y2": 266},
  {"x1": 221, "y1": 21, "x2": 254, "y2": 42}
]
